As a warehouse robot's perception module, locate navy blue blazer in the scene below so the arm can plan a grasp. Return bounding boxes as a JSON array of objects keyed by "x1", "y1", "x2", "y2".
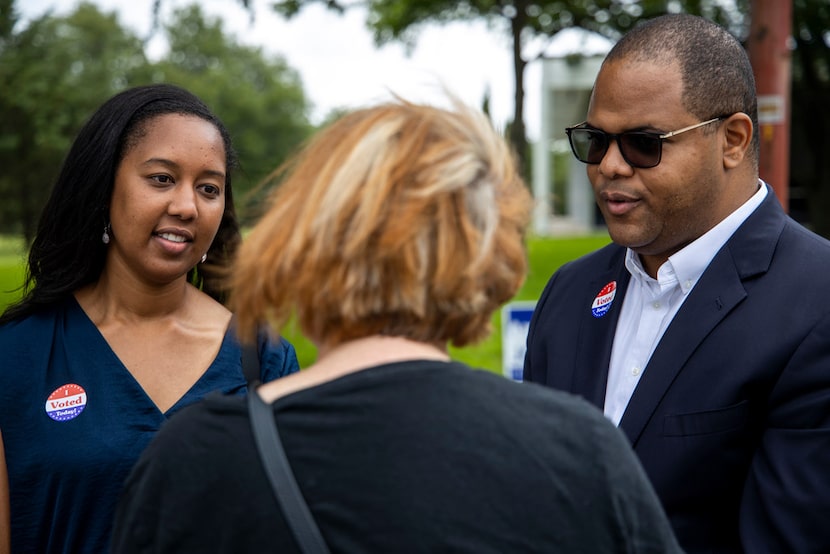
[{"x1": 525, "y1": 188, "x2": 830, "y2": 553}]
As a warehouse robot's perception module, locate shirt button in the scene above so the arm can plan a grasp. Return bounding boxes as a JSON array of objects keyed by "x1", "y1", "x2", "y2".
[
  {"x1": 652, "y1": 302, "x2": 661, "y2": 309},
  {"x1": 632, "y1": 367, "x2": 641, "y2": 376}
]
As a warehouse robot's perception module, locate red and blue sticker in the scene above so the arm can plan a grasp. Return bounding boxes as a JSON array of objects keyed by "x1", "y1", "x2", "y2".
[
  {"x1": 591, "y1": 281, "x2": 617, "y2": 318},
  {"x1": 45, "y1": 383, "x2": 87, "y2": 422}
]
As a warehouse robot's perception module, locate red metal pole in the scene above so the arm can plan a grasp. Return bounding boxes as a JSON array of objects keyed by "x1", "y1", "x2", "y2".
[{"x1": 746, "y1": 0, "x2": 793, "y2": 211}]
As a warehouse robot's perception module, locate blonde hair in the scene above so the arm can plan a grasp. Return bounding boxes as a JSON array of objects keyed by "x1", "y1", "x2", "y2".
[{"x1": 231, "y1": 97, "x2": 532, "y2": 348}]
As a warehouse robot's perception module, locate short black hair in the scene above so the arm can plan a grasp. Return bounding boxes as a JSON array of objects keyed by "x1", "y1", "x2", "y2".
[
  {"x1": 1, "y1": 84, "x2": 240, "y2": 324},
  {"x1": 605, "y1": 14, "x2": 759, "y2": 168}
]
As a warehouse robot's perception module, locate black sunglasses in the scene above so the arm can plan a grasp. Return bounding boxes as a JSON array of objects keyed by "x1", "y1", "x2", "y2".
[{"x1": 565, "y1": 116, "x2": 726, "y2": 169}]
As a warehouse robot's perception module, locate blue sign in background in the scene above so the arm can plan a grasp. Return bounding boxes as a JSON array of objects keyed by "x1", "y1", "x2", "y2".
[{"x1": 501, "y1": 301, "x2": 537, "y2": 381}]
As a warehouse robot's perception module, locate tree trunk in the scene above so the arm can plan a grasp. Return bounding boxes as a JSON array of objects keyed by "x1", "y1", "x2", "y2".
[{"x1": 509, "y1": 5, "x2": 528, "y2": 180}]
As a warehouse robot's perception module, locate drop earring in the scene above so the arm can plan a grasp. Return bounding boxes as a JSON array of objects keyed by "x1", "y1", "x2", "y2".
[
  {"x1": 200, "y1": 253, "x2": 207, "y2": 264},
  {"x1": 102, "y1": 224, "x2": 111, "y2": 245}
]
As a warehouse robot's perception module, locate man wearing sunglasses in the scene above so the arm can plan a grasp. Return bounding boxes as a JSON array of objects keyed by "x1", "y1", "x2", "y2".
[{"x1": 524, "y1": 13, "x2": 830, "y2": 554}]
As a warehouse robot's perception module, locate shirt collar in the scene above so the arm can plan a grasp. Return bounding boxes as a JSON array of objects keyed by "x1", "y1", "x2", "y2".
[{"x1": 626, "y1": 180, "x2": 768, "y2": 294}]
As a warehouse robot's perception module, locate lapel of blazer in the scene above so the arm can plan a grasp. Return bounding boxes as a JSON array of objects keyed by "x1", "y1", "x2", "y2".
[
  {"x1": 572, "y1": 247, "x2": 631, "y2": 408},
  {"x1": 618, "y1": 186, "x2": 787, "y2": 445}
]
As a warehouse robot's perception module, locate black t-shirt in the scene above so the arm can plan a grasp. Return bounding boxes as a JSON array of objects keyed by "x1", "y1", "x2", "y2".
[{"x1": 111, "y1": 360, "x2": 682, "y2": 553}]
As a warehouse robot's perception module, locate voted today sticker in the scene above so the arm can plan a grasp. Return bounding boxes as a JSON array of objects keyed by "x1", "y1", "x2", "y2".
[
  {"x1": 591, "y1": 281, "x2": 617, "y2": 318},
  {"x1": 45, "y1": 383, "x2": 87, "y2": 422}
]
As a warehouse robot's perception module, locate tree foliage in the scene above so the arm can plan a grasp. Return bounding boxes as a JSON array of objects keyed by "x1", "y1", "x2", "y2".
[
  {"x1": 0, "y1": 2, "x2": 150, "y2": 241},
  {"x1": 0, "y1": 0, "x2": 18, "y2": 40},
  {"x1": 1, "y1": 1, "x2": 313, "y2": 240}
]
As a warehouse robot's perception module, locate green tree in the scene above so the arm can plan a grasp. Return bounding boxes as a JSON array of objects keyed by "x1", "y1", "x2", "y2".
[
  {"x1": 0, "y1": 0, "x2": 17, "y2": 40},
  {"x1": 0, "y1": 1, "x2": 150, "y2": 242},
  {"x1": 149, "y1": 5, "x2": 313, "y2": 216}
]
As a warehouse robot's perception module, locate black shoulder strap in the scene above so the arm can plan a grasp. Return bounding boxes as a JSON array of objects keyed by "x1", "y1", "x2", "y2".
[
  {"x1": 247, "y1": 389, "x2": 330, "y2": 553},
  {"x1": 231, "y1": 313, "x2": 261, "y2": 385},
  {"x1": 241, "y1": 340, "x2": 261, "y2": 386}
]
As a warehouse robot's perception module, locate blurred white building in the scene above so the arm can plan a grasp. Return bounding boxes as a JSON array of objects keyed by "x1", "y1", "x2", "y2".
[{"x1": 530, "y1": 28, "x2": 613, "y2": 235}]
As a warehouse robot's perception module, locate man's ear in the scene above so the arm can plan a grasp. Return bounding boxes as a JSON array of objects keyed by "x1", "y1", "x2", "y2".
[{"x1": 722, "y1": 113, "x2": 753, "y2": 169}]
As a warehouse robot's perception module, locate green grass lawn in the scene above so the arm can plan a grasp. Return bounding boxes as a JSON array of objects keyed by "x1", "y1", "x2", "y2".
[
  {"x1": 0, "y1": 233, "x2": 611, "y2": 373},
  {"x1": 0, "y1": 236, "x2": 26, "y2": 312}
]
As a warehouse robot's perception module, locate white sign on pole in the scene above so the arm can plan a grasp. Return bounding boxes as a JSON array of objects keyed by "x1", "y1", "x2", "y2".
[
  {"x1": 757, "y1": 94, "x2": 785, "y2": 124},
  {"x1": 501, "y1": 301, "x2": 537, "y2": 381}
]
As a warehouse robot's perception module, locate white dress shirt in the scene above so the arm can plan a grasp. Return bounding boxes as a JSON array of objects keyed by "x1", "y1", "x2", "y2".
[{"x1": 604, "y1": 182, "x2": 768, "y2": 425}]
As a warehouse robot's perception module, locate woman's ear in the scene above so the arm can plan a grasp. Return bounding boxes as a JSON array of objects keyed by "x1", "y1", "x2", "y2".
[{"x1": 722, "y1": 113, "x2": 753, "y2": 169}]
